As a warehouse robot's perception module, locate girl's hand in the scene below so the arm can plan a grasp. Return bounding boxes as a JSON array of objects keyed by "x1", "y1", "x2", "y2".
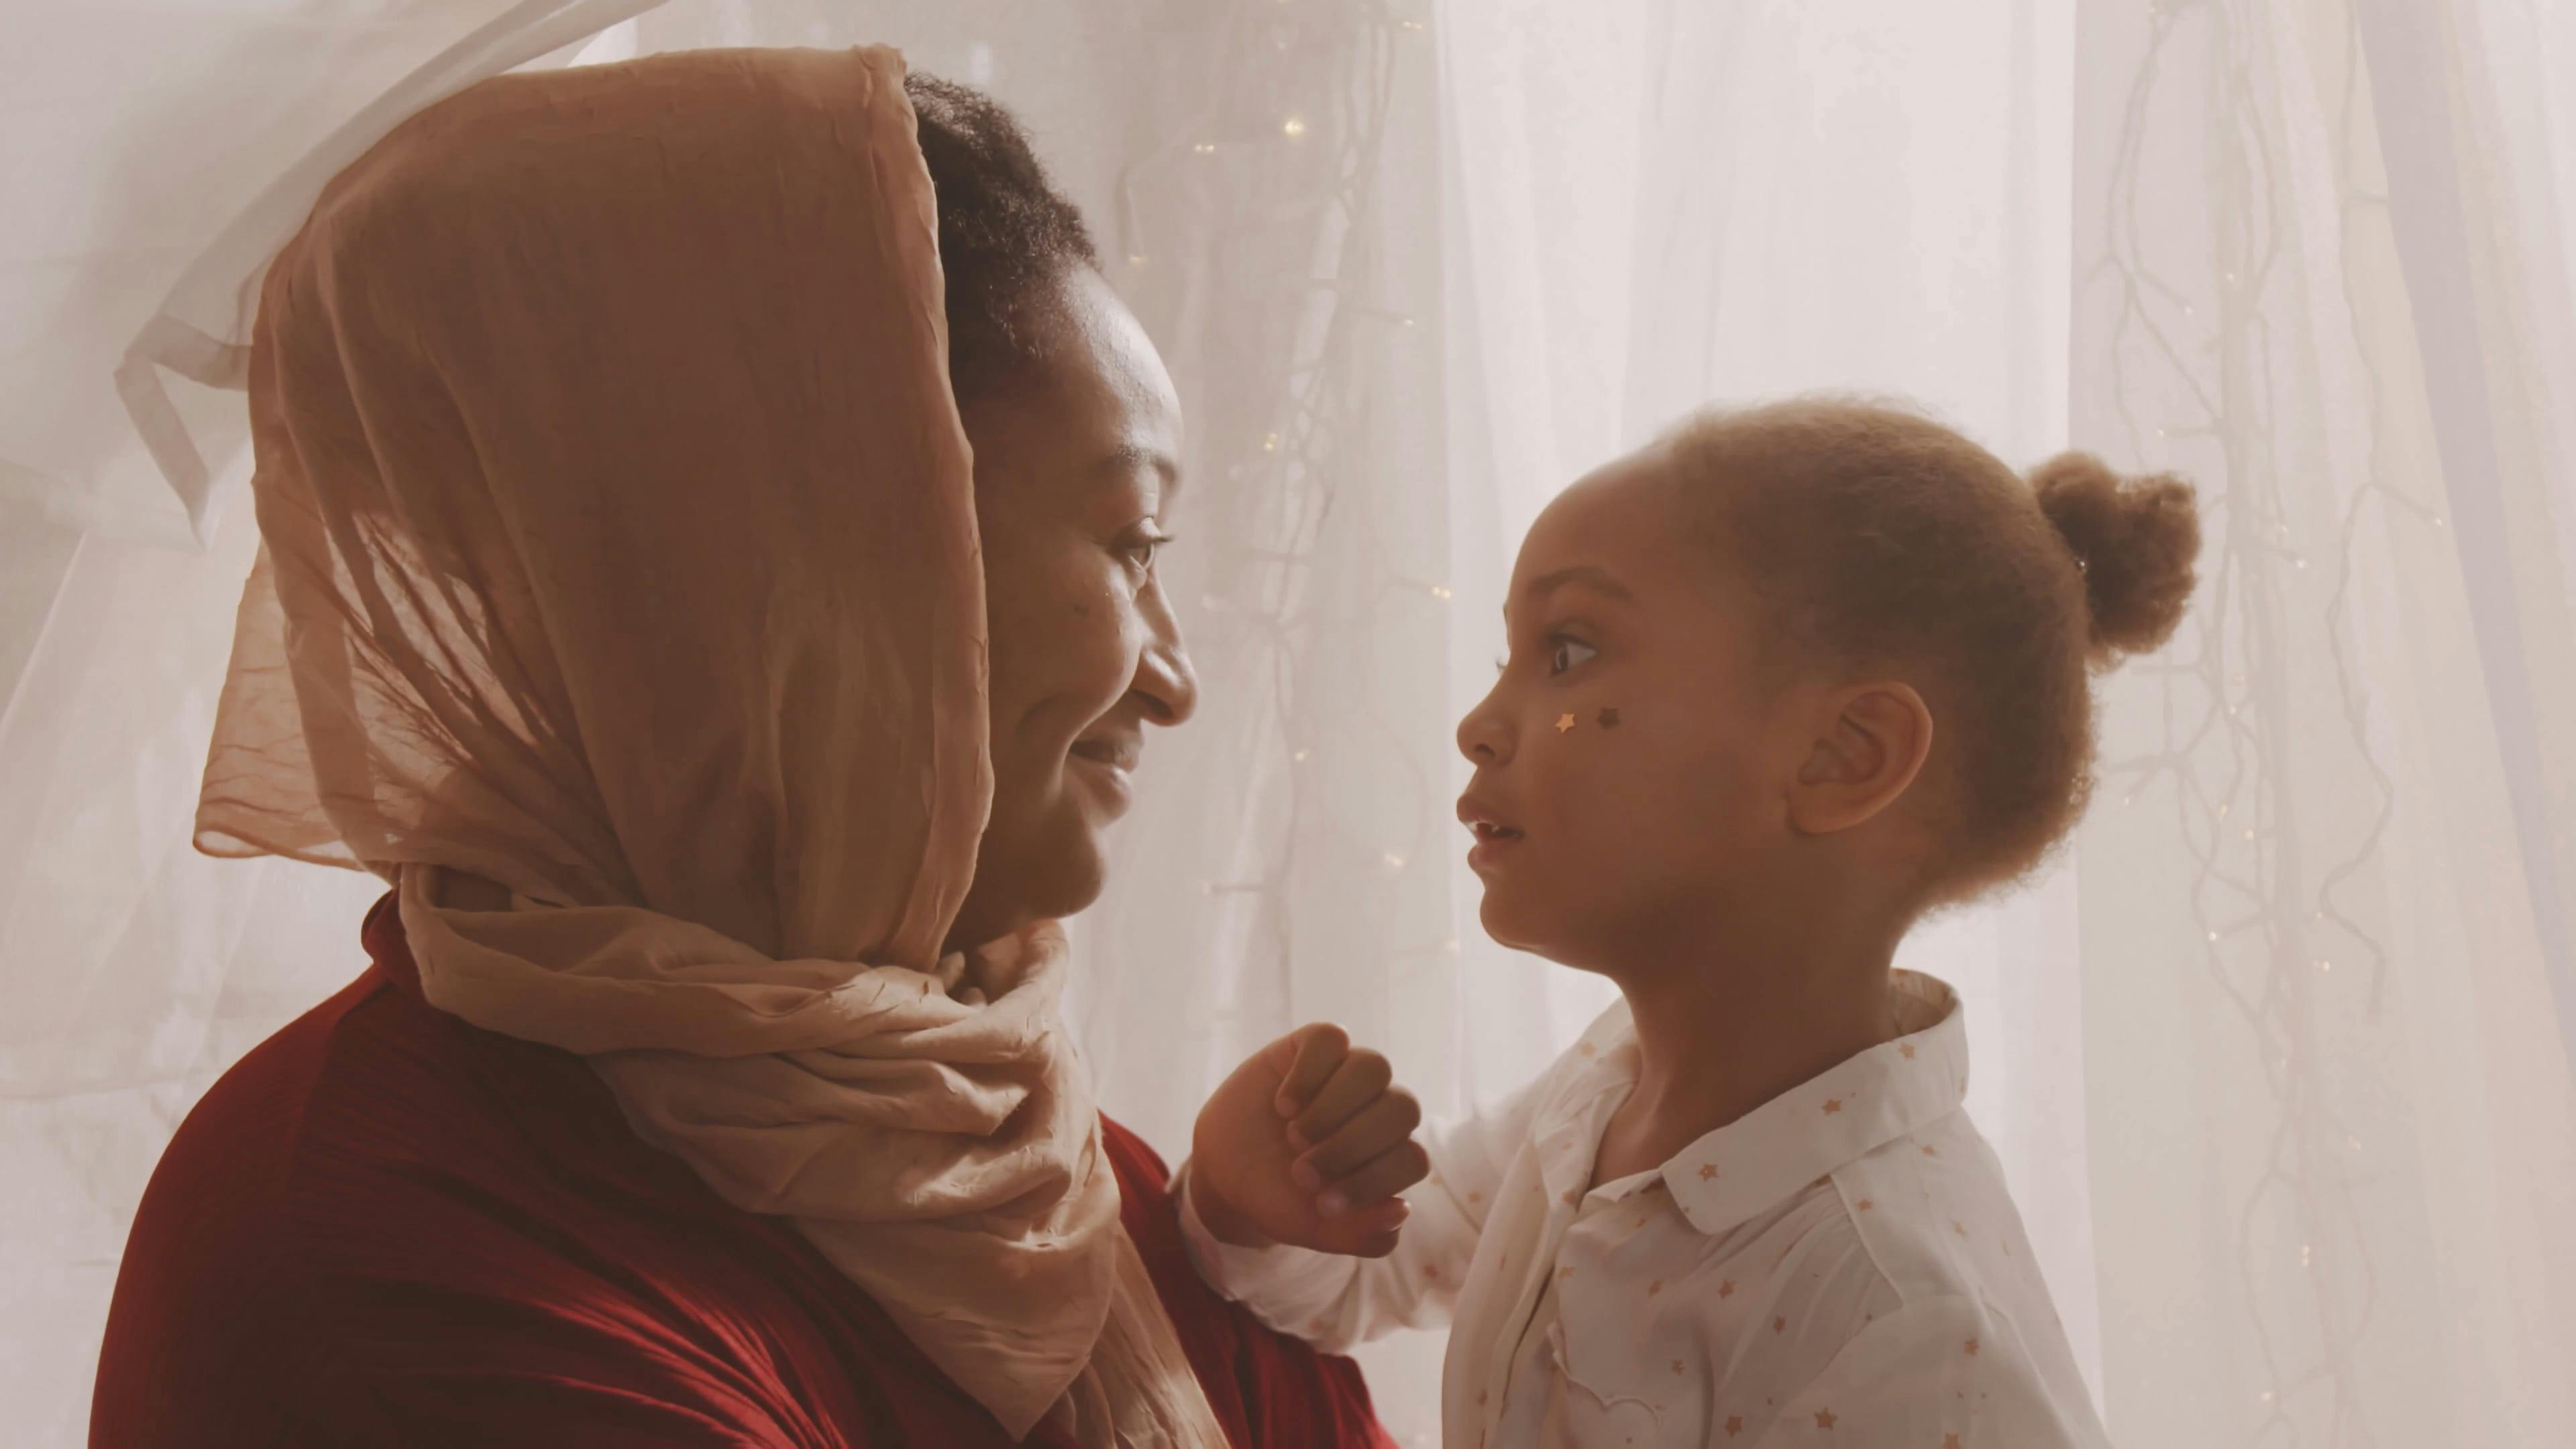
[{"x1": 1188, "y1": 1024, "x2": 1429, "y2": 1258}]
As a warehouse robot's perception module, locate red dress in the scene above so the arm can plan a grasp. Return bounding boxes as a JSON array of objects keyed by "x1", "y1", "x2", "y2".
[{"x1": 92, "y1": 895, "x2": 1394, "y2": 1447}]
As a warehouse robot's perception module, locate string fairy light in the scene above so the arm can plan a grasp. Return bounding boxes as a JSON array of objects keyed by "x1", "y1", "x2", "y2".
[
  {"x1": 1089, "y1": 0, "x2": 1437, "y2": 1054},
  {"x1": 2088, "y1": 0, "x2": 2413, "y2": 1435}
]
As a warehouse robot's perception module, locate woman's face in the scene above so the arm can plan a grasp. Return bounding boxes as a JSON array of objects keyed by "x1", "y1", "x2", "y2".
[{"x1": 947, "y1": 268, "x2": 1197, "y2": 952}]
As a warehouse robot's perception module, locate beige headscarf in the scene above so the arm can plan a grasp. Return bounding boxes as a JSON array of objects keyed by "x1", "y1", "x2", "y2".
[{"x1": 199, "y1": 45, "x2": 1224, "y2": 1447}]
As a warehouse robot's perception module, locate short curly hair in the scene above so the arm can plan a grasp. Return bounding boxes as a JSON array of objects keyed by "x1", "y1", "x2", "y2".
[
  {"x1": 904, "y1": 71, "x2": 1099, "y2": 403},
  {"x1": 1665, "y1": 398, "x2": 2202, "y2": 905}
]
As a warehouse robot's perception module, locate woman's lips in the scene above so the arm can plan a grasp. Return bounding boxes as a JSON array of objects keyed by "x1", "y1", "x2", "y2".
[{"x1": 1068, "y1": 738, "x2": 1139, "y2": 811}]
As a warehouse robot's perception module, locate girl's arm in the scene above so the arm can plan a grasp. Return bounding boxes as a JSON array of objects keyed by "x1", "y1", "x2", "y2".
[{"x1": 1177, "y1": 1078, "x2": 1537, "y2": 1355}]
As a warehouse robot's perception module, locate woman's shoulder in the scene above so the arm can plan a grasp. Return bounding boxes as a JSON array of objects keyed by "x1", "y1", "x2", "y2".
[{"x1": 93, "y1": 961, "x2": 885, "y2": 1444}]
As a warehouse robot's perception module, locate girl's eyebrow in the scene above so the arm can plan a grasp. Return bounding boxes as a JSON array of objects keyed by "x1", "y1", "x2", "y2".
[{"x1": 1504, "y1": 565, "x2": 1632, "y2": 621}]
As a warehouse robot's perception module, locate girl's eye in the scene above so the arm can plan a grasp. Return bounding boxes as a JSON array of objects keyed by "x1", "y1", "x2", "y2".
[{"x1": 1548, "y1": 637, "x2": 1598, "y2": 675}]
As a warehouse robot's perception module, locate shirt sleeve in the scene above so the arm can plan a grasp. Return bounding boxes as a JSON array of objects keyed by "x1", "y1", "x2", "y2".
[
  {"x1": 1750, "y1": 1294, "x2": 2105, "y2": 1449},
  {"x1": 1175, "y1": 1076, "x2": 1541, "y2": 1356},
  {"x1": 294, "y1": 1276, "x2": 842, "y2": 1448}
]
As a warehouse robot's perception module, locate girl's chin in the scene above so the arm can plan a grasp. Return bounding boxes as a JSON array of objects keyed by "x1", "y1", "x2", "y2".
[{"x1": 1474, "y1": 892, "x2": 1555, "y2": 958}]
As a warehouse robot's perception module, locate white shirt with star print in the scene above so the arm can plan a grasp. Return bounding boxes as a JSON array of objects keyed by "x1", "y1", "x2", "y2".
[{"x1": 1179, "y1": 971, "x2": 2110, "y2": 1448}]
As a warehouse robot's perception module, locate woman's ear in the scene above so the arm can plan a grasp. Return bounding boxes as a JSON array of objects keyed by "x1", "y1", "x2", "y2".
[{"x1": 1788, "y1": 681, "x2": 1934, "y2": 835}]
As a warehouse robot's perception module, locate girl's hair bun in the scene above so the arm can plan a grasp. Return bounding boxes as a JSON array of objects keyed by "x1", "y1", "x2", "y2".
[{"x1": 2030, "y1": 451, "x2": 2201, "y2": 661}]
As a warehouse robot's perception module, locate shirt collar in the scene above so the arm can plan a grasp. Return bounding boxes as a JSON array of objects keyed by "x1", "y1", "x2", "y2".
[{"x1": 1651, "y1": 970, "x2": 1969, "y2": 1236}]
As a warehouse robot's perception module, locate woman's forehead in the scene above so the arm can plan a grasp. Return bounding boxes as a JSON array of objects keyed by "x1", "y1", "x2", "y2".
[{"x1": 1055, "y1": 270, "x2": 1182, "y2": 441}]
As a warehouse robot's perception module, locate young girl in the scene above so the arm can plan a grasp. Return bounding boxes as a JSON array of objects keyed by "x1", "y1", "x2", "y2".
[{"x1": 1181, "y1": 398, "x2": 2198, "y2": 1447}]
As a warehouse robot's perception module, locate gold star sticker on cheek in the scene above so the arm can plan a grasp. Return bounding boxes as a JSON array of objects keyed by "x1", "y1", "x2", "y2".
[
  {"x1": 1596, "y1": 706, "x2": 1619, "y2": 728},
  {"x1": 1555, "y1": 712, "x2": 1576, "y2": 733}
]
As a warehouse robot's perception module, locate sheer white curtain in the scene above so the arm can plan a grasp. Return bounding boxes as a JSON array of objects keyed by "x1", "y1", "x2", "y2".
[
  {"x1": 5, "y1": 1, "x2": 2575, "y2": 1446},
  {"x1": 2066, "y1": 0, "x2": 2576, "y2": 1441}
]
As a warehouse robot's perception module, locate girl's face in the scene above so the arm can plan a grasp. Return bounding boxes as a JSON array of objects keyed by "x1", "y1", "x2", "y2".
[
  {"x1": 1455, "y1": 443, "x2": 1812, "y2": 969},
  {"x1": 947, "y1": 269, "x2": 1199, "y2": 953}
]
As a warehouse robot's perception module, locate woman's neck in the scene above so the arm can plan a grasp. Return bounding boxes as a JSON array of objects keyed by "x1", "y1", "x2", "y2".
[{"x1": 1586, "y1": 902, "x2": 1906, "y2": 1187}]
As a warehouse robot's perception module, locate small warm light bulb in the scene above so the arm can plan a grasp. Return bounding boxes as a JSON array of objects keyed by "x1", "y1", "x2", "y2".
[
  {"x1": 1291, "y1": 749, "x2": 1310, "y2": 763},
  {"x1": 1428, "y1": 584, "x2": 1452, "y2": 600},
  {"x1": 1193, "y1": 142, "x2": 1216, "y2": 154},
  {"x1": 1382, "y1": 851, "x2": 1406, "y2": 871},
  {"x1": 1282, "y1": 115, "x2": 1308, "y2": 139},
  {"x1": 1262, "y1": 433, "x2": 1281, "y2": 452}
]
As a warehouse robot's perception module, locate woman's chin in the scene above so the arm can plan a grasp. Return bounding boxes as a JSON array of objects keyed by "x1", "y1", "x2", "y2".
[{"x1": 1021, "y1": 803, "x2": 1111, "y2": 918}]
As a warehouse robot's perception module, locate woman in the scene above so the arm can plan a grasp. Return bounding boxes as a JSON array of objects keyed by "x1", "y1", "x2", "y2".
[{"x1": 90, "y1": 47, "x2": 1391, "y2": 1448}]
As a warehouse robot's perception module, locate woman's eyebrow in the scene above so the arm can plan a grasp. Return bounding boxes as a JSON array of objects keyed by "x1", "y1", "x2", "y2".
[{"x1": 1097, "y1": 442, "x2": 1182, "y2": 493}]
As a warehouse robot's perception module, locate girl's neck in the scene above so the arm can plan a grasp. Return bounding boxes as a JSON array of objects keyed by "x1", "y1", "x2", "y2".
[{"x1": 1587, "y1": 906, "x2": 1905, "y2": 1187}]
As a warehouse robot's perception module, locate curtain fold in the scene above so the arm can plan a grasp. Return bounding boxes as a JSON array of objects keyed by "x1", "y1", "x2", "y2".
[{"x1": 2068, "y1": 0, "x2": 2576, "y2": 1440}]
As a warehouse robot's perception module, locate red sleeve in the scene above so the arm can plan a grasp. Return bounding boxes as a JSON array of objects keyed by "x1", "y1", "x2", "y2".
[
  {"x1": 97, "y1": 1101, "x2": 849, "y2": 1449},
  {"x1": 280, "y1": 1278, "x2": 841, "y2": 1447},
  {"x1": 1101, "y1": 1117, "x2": 1398, "y2": 1449},
  {"x1": 92, "y1": 969, "x2": 873, "y2": 1449}
]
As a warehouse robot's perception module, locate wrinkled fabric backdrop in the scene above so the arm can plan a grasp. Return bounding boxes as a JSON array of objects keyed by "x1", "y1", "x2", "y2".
[{"x1": 7, "y1": 1, "x2": 2575, "y2": 1444}]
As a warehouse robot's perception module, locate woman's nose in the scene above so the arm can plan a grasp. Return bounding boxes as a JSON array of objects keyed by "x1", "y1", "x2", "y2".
[{"x1": 1135, "y1": 595, "x2": 1199, "y2": 727}]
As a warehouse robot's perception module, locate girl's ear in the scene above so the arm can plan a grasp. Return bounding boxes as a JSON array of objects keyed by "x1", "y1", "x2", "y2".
[{"x1": 1787, "y1": 682, "x2": 1934, "y2": 835}]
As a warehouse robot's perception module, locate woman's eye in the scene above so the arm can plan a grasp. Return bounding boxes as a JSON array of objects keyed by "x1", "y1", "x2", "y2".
[
  {"x1": 1118, "y1": 532, "x2": 1171, "y2": 575},
  {"x1": 1548, "y1": 637, "x2": 1598, "y2": 675}
]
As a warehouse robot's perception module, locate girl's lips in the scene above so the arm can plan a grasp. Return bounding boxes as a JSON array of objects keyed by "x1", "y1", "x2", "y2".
[
  {"x1": 1458, "y1": 794, "x2": 1523, "y2": 870},
  {"x1": 1466, "y1": 834, "x2": 1523, "y2": 871}
]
